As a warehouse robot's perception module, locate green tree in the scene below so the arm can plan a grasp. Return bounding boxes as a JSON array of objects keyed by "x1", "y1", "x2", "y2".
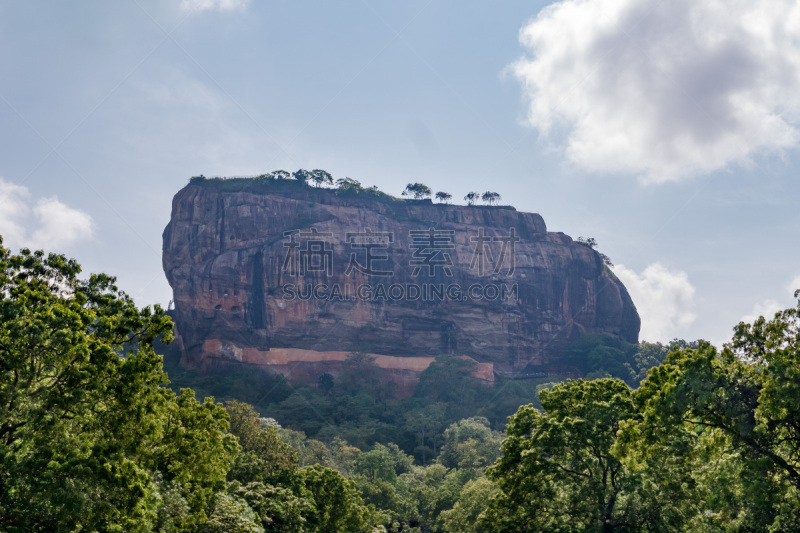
[
  {"x1": 402, "y1": 183, "x2": 432, "y2": 200},
  {"x1": 464, "y1": 192, "x2": 479, "y2": 206},
  {"x1": 335, "y1": 177, "x2": 363, "y2": 193},
  {"x1": 438, "y1": 418, "x2": 501, "y2": 473},
  {"x1": 399, "y1": 463, "x2": 471, "y2": 532},
  {"x1": 0, "y1": 241, "x2": 237, "y2": 531},
  {"x1": 631, "y1": 300, "x2": 800, "y2": 530},
  {"x1": 435, "y1": 191, "x2": 452, "y2": 204},
  {"x1": 317, "y1": 373, "x2": 334, "y2": 395},
  {"x1": 301, "y1": 464, "x2": 373, "y2": 533},
  {"x1": 203, "y1": 493, "x2": 264, "y2": 533},
  {"x1": 405, "y1": 404, "x2": 447, "y2": 463},
  {"x1": 484, "y1": 379, "x2": 662, "y2": 532},
  {"x1": 225, "y1": 401, "x2": 299, "y2": 486},
  {"x1": 310, "y1": 169, "x2": 334, "y2": 188},
  {"x1": 353, "y1": 443, "x2": 413, "y2": 483},
  {"x1": 481, "y1": 191, "x2": 500, "y2": 205},
  {"x1": 439, "y1": 477, "x2": 498, "y2": 533},
  {"x1": 228, "y1": 481, "x2": 315, "y2": 533}
]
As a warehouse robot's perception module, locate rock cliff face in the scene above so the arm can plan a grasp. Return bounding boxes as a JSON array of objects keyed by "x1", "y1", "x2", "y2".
[{"x1": 162, "y1": 179, "x2": 639, "y2": 380}]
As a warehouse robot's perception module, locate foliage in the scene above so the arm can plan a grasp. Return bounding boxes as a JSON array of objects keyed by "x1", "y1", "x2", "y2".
[
  {"x1": 481, "y1": 191, "x2": 500, "y2": 205},
  {"x1": 434, "y1": 191, "x2": 452, "y2": 204},
  {"x1": 464, "y1": 192, "x2": 479, "y2": 206},
  {"x1": 626, "y1": 300, "x2": 800, "y2": 530},
  {"x1": 203, "y1": 493, "x2": 264, "y2": 533},
  {"x1": 439, "y1": 478, "x2": 498, "y2": 533},
  {"x1": 225, "y1": 401, "x2": 299, "y2": 486},
  {"x1": 402, "y1": 183, "x2": 432, "y2": 200},
  {"x1": 437, "y1": 418, "x2": 501, "y2": 473},
  {"x1": 301, "y1": 464, "x2": 374, "y2": 532},
  {"x1": 309, "y1": 169, "x2": 334, "y2": 188},
  {"x1": 0, "y1": 241, "x2": 237, "y2": 531},
  {"x1": 576, "y1": 236, "x2": 613, "y2": 266},
  {"x1": 484, "y1": 379, "x2": 679, "y2": 532}
]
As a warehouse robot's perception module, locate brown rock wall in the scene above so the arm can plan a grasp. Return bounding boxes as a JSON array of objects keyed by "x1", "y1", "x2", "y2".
[{"x1": 162, "y1": 180, "x2": 640, "y2": 378}]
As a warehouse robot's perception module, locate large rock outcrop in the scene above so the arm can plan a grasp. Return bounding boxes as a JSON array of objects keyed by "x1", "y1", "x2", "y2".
[{"x1": 162, "y1": 178, "x2": 639, "y2": 381}]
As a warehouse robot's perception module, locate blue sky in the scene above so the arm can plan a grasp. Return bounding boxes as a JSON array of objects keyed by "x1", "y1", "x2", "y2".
[{"x1": 1, "y1": 0, "x2": 799, "y2": 345}]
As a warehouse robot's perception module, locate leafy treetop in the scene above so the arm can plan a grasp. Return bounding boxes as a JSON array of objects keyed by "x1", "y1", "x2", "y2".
[{"x1": 402, "y1": 183, "x2": 432, "y2": 200}]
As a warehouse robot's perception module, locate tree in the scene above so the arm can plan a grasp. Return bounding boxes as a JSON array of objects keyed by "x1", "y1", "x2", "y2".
[
  {"x1": 464, "y1": 192, "x2": 479, "y2": 206},
  {"x1": 576, "y1": 236, "x2": 613, "y2": 266},
  {"x1": 309, "y1": 169, "x2": 333, "y2": 188},
  {"x1": 300, "y1": 464, "x2": 373, "y2": 532},
  {"x1": 405, "y1": 404, "x2": 447, "y2": 463},
  {"x1": 435, "y1": 191, "x2": 452, "y2": 204},
  {"x1": 0, "y1": 241, "x2": 238, "y2": 531},
  {"x1": 316, "y1": 373, "x2": 334, "y2": 395},
  {"x1": 440, "y1": 477, "x2": 499, "y2": 533},
  {"x1": 273, "y1": 170, "x2": 291, "y2": 180},
  {"x1": 483, "y1": 379, "x2": 670, "y2": 532},
  {"x1": 402, "y1": 183, "x2": 432, "y2": 200},
  {"x1": 630, "y1": 300, "x2": 800, "y2": 530},
  {"x1": 228, "y1": 481, "x2": 315, "y2": 533},
  {"x1": 353, "y1": 443, "x2": 413, "y2": 484},
  {"x1": 225, "y1": 401, "x2": 299, "y2": 486},
  {"x1": 481, "y1": 191, "x2": 500, "y2": 206},
  {"x1": 438, "y1": 418, "x2": 501, "y2": 473},
  {"x1": 293, "y1": 169, "x2": 311, "y2": 184},
  {"x1": 203, "y1": 493, "x2": 264, "y2": 533},
  {"x1": 335, "y1": 177, "x2": 363, "y2": 193}
]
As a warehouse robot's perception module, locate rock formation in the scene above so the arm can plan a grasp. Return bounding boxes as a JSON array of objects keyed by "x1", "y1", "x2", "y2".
[{"x1": 162, "y1": 178, "x2": 640, "y2": 382}]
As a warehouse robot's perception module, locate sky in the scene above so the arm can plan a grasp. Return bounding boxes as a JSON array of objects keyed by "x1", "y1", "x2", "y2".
[{"x1": 1, "y1": 0, "x2": 799, "y2": 346}]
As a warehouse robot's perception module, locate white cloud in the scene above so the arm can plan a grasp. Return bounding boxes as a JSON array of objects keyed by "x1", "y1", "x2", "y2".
[
  {"x1": 0, "y1": 178, "x2": 93, "y2": 252},
  {"x1": 739, "y1": 275, "x2": 800, "y2": 324},
  {"x1": 510, "y1": 0, "x2": 800, "y2": 182},
  {"x1": 29, "y1": 197, "x2": 94, "y2": 251},
  {"x1": 180, "y1": 0, "x2": 249, "y2": 13},
  {"x1": 612, "y1": 262, "x2": 696, "y2": 341},
  {"x1": 740, "y1": 299, "x2": 782, "y2": 325},
  {"x1": 788, "y1": 275, "x2": 800, "y2": 297},
  {"x1": 0, "y1": 178, "x2": 30, "y2": 246}
]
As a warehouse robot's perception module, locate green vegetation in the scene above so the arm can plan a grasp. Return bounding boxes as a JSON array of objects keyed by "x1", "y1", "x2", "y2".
[
  {"x1": 464, "y1": 191, "x2": 479, "y2": 206},
  {"x1": 434, "y1": 191, "x2": 452, "y2": 204},
  {"x1": 5, "y1": 237, "x2": 800, "y2": 531},
  {"x1": 162, "y1": 350, "x2": 565, "y2": 460},
  {"x1": 577, "y1": 236, "x2": 614, "y2": 266},
  {"x1": 402, "y1": 183, "x2": 433, "y2": 200},
  {"x1": 188, "y1": 172, "x2": 508, "y2": 208},
  {"x1": 481, "y1": 191, "x2": 500, "y2": 206}
]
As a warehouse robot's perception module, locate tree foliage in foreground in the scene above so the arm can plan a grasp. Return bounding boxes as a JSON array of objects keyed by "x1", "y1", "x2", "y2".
[
  {"x1": 484, "y1": 297, "x2": 800, "y2": 532},
  {"x1": 0, "y1": 241, "x2": 237, "y2": 531}
]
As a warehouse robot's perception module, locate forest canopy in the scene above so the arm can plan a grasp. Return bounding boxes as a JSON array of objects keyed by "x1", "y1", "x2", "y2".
[{"x1": 2, "y1": 237, "x2": 800, "y2": 532}]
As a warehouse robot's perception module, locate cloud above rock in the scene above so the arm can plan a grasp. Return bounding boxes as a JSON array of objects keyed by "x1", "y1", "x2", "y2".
[
  {"x1": 612, "y1": 262, "x2": 696, "y2": 341},
  {"x1": 0, "y1": 178, "x2": 94, "y2": 252},
  {"x1": 510, "y1": 0, "x2": 800, "y2": 182}
]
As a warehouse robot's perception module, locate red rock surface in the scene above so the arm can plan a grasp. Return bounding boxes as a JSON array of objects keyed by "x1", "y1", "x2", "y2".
[{"x1": 162, "y1": 179, "x2": 640, "y2": 380}]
